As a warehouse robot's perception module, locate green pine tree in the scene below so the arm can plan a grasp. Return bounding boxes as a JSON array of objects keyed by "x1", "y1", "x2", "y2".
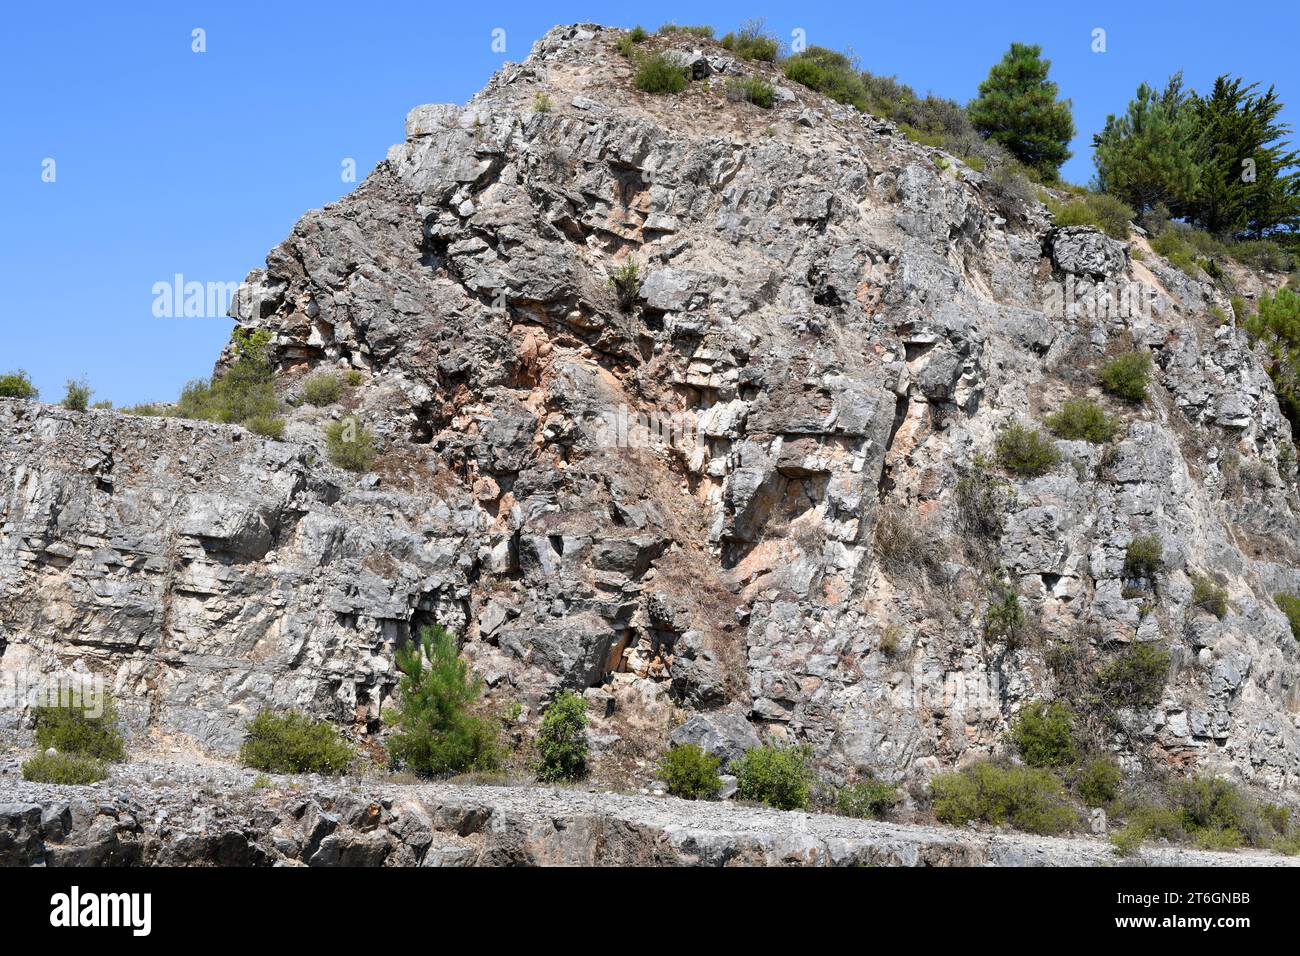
[{"x1": 968, "y1": 43, "x2": 1075, "y2": 179}]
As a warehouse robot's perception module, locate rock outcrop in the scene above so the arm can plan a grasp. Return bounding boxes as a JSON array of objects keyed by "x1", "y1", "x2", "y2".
[{"x1": 3, "y1": 24, "x2": 1300, "y2": 803}]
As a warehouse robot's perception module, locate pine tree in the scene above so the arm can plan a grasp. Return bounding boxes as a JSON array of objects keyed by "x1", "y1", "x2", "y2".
[
  {"x1": 1092, "y1": 73, "x2": 1202, "y2": 217},
  {"x1": 968, "y1": 43, "x2": 1075, "y2": 179}
]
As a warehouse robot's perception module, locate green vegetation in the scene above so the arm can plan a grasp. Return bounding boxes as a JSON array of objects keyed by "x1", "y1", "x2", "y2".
[
  {"x1": 633, "y1": 53, "x2": 688, "y2": 95},
  {"x1": 1010, "y1": 701, "x2": 1077, "y2": 768},
  {"x1": 727, "y1": 75, "x2": 775, "y2": 109},
  {"x1": 239, "y1": 708, "x2": 353, "y2": 775},
  {"x1": 0, "y1": 370, "x2": 38, "y2": 399},
  {"x1": 325, "y1": 417, "x2": 377, "y2": 471},
  {"x1": 246, "y1": 414, "x2": 285, "y2": 439},
  {"x1": 533, "y1": 91, "x2": 553, "y2": 113},
  {"x1": 1099, "y1": 351, "x2": 1151, "y2": 402},
  {"x1": 1274, "y1": 592, "x2": 1300, "y2": 640},
  {"x1": 984, "y1": 588, "x2": 1028, "y2": 646},
  {"x1": 386, "y1": 625, "x2": 502, "y2": 777},
  {"x1": 34, "y1": 694, "x2": 127, "y2": 762},
  {"x1": 1044, "y1": 191, "x2": 1135, "y2": 240},
  {"x1": 1123, "y1": 533, "x2": 1164, "y2": 582},
  {"x1": 1189, "y1": 572, "x2": 1229, "y2": 619},
  {"x1": 536, "y1": 690, "x2": 589, "y2": 782},
  {"x1": 719, "y1": 19, "x2": 778, "y2": 62},
  {"x1": 657, "y1": 23, "x2": 713, "y2": 39},
  {"x1": 931, "y1": 760, "x2": 1077, "y2": 834},
  {"x1": 1045, "y1": 398, "x2": 1120, "y2": 443},
  {"x1": 1113, "y1": 776, "x2": 1297, "y2": 853},
  {"x1": 1096, "y1": 641, "x2": 1170, "y2": 709},
  {"x1": 657, "y1": 744, "x2": 722, "y2": 800},
  {"x1": 608, "y1": 259, "x2": 642, "y2": 310},
  {"x1": 995, "y1": 423, "x2": 1060, "y2": 477},
  {"x1": 22, "y1": 752, "x2": 108, "y2": 785},
  {"x1": 967, "y1": 43, "x2": 1075, "y2": 179},
  {"x1": 1075, "y1": 755, "x2": 1122, "y2": 807},
  {"x1": 61, "y1": 377, "x2": 92, "y2": 411},
  {"x1": 733, "y1": 745, "x2": 814, "y2": 810},
  {"x1": 835, "y1": 778, "x2": 900, "y2": 820},
  {"x1": 1243, "y1": 287, "x2": 1300, "y2": 443},
  {"x1": 174, "y1": 328, "x2": 285, "y2": 437},
  {"x1": 300, "y1": 371, "x2": 344, "y2": 407}
]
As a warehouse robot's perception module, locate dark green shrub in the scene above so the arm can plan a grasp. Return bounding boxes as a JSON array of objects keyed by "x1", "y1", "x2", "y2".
[
  {"x1": 995, "y1": 423, "x2": 1060, "y2": 477},
  {"x1": 1123, "y1": 533, "x2": 1164, "y2": 581},
  {"x1": 930, "y1": 760, "x2": 1076, "y2": 834},
  {"x1": 326, "y1": 417, "x2": 377, "y2": 471},
  {"x1": 727, "y1": 75, "x2": 775, "y2": 109},
  {"x1": 240, "y1": 708, "x2": 352, "y2": 775},
  {"x1": 658, "y1": 743, "x2": 722, "y2": 800},
  {"x1": 720, "y1": 19, "x2": 778, "y2": 62},
  {"x1": 782, "y1": 47, "x2": 868, "y2": 111},
  {"x1": 1009, "y1": 701, "x2": 1077, "y2": 768},
  {"x1": 633, "y1": 53, "x2": 689, "y2": 95},
  {"x1": 734, "y1": 745, "x2": 814, "y2": 810},
  {"x1": 536, "y1": 690, "x2": 589, "y2": 782},
  {"x1": 300, "y1": 371, "x2": 343, "y2": 406},
  {"x1": 1189, "y1": 572, "x2": 1228, "y2": 618},
  {"x1": 1275, "y1": 592, "x2": 1300, "y2": 640},
  {"x1": 1076, "y1": 755, "x2": 1122, "y2": 806},
  {"x1": 386, "y1": 625, "x2": 502, "y2": 777},
  {"x1": 608, "y1": 260, "x2": 642, "y2": 310},
  {"x1": 1173, "y1": 776, "x2": 1248, "y2": 848},
  {"x1": 0, "y1": 370, "x2": 38, "y2": 399},
  {"x1": 175, "y1": 328, "x2": 280, "y2": 428},
  {"x1": 1045, "y1": 192, "x2": 1134, "y2": 240},
  {"x1": 835, "y1": 778, "x2": 900, "y2": 819},
  {"x1": 1099, "y1": 351, "x2": 1151, "y2": 402},
  {"x1": 33, "y1": 694, "x2": 126, "y2": 762},
  {"x1": 62, "y1": 377, "x2": 92, "y2": 411},
  {"x1": 967, "y1": 43, "x2": 1074, "y2": 179},
  {"x1": 1243, "y1": 287, "x2": 1300, "y2": 443},
  {"x1": 1045, "y1": 398, "x2": 1120, "y2": 443},
  {"x1": 22, "y1": 752, "x2": 108, "y2": 785},
  {"x1": 1096, "y1": 641, "x2": 1170, "y2": 708}
]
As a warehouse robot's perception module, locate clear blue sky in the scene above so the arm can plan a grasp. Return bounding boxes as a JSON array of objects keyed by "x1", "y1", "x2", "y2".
[{"x1": 2, "y1": 1, "x2": 1297, "y2": 407}]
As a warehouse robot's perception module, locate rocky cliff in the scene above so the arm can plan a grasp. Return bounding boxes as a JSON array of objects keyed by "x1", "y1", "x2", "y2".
[{"x1": 3, "y1": 24, "x2": 1300, "y2": 804}]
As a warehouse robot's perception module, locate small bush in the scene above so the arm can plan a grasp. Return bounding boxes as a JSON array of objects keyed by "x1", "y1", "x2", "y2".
[
  {"x1": 175, "y1": 328, "x2": 281, "y2": 427},
  {"x1": 0, "y1": 370, "x2": 39, "y2": 400},
  {"x1": 246, "y1": 415, "x2": 285, "y2": 439},
  {"x1": 1275, "y1": 593, "x2": 1300, "y2": 640},
  {"x1": 1123, "y1": 533, "x2": 1164, "y2": 582},
  {"x1": 33, "y1": 695, "x2": 127, "y2": 762},
  {"x1": 61, "y1": 377, "x2": 92, "y2": 411},
  {"x1": 386, "y1": 625, "x2": 502, "y2": 777},
  {"x1": 657, "y1": 23, "x2": 714, "y2": 38},
  {"x1": 995, "y1": 423, "x2": 1060, "y2": 478},
  {"x1": 22, "y1": 752, "x2": 108, "y2": 785},
  {"x1": 1111, "y1": 801, "x2": 1184, "y2": 853},
  {"x1": 1099, "y1": 351, "x2": 1151, "y2": 402},
  {"x1": 658, "y1": 743, "x2": 722, "y2": 800},
  {"x1": 1044, "y1": 192, "x2": 1134, "y2": 240},
  {"x1": 1045, "y1": 399, "x2": 1119, "y2": 443},
  {"x1": 634, "y1": 53, "x2": 689, "y2": 95},
  {"x1": 300, "y1": 371, "x2": 344, "y2": 406},
  {"x1": 1096, "y1": 641, "x2": 1170, "y2": 709},
  {"x1": 835, "y1": 778, "x2": 900, "y2": 819},
  {"x1": 782, "y1": 47, "x2": 868, "y2": 111},
  {"x1": 536, "y1": 690, "x2": 589, "y2": 782},
  {"x1": 727, "y1": 75, "x2": 775, "y2": 109},
  {"x1": 239, "y1": 709, "x2": 353, "y2": 775},
  {"x1": 533, "y1": 91, "x2": 553, "y2": 113},
  {"x1": 608, "y1": 260, "x2": 642, "y2": 311},
  {"x1": 1189, "y1": 572, "x2": 1228, "y2": 619},
  {"x1": 1076, "y1": 755, "x2": 1122, "y2": 806},
  {"x1": 326, "y1": 417, "x2": 377, "y2": 471},
  {"x1": 734, "y1": 745, "x2": 814, "y2": 810},
  {"x1": 1151, "y1": 228, "x2": 1201, "y2": 277},
  {"x1": 345, "y1": 369, "x2": 364, "y2": 387},
  {"x1": 1009, "y1": 701, "x2": 1077, "y2": 768},
  {"x1": 985, "y1": 589, "x2": 1028, "y2": 646},
  {"x1": 931, "y1": 760, "x2": 1076, "y2": 834},
  {"x1": 720, "y1": 19, "x2": 779, "y2": 62}
]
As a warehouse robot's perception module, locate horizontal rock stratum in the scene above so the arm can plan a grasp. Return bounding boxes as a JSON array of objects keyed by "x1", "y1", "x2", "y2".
[{"x1": 2, "y1": 24, "x2": 1300, "y2": 861}]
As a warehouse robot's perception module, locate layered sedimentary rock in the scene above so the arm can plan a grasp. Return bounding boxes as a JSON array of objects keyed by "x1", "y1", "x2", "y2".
[{"x1": 3, "y1": 24, "x2": 1300, "y2": 797}]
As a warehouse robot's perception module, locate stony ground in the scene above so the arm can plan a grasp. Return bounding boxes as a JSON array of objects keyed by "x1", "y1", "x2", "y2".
[{"x1": 2, "y1": 751, "x2": 1296, "y2": 867}]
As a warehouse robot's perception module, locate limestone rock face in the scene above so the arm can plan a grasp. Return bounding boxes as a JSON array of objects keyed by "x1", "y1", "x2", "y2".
[{"x1": 3, "y1": 24, "x2": 1300, "y2": 795}]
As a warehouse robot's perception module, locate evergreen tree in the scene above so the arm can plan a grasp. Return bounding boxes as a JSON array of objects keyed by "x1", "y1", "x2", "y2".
[
  {"x1": 1092, "y1": 73, "x2": 1202, "y2": 217},
  {"x1": 968, "y1": 43, "x2": 1075, "y2": 178}
]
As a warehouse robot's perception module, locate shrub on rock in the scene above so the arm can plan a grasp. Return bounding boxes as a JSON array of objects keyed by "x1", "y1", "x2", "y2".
[
  {"x1": 536, "y1": 690, "x2": 589, "y2": 782},
  {"x1": 658, "y1": 743, "x2": 722, "y2": 799},
  {"x1": 240, "y1": 709, "x2": 353, "y2": 775},
  {"x1": 733, "y1": 745, "x2": 814, "y2": 810}
]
